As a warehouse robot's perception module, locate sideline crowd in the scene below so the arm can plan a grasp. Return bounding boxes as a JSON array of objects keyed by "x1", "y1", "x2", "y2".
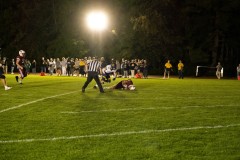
[{"x1": 0, "y1": 56, "x2": 149, "y2": 79}]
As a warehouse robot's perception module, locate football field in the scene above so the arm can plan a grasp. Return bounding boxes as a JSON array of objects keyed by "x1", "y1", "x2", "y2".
[{"x1": 0, "y1": 75, "x2": 240, "y2": 160}]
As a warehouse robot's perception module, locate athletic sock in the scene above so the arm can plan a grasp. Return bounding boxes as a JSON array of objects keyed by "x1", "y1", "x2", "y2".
[{"x1": 15, "y1": 76, "x2": 19, "y2": 82}]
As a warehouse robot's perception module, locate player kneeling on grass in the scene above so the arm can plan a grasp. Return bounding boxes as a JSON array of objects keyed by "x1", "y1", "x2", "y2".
[
  {"x1": 93, "y1": 64, "x2": 116, "y2": 88},
  {"x1": 0, "y1": 63, "x2": 12, "y2": 90}
]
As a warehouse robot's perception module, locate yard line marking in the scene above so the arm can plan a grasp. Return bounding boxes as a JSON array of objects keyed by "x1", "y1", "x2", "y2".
[
  {"x1": 62, "y1": 107, "x2": 157, "y2": 113},
  {"x1": 1, "y1": 91, "x2": 238, "y2": 114},
  {"x1": 0, "y1": 124, "x2": 239, "y2": 144},
  {"x1": 94, "y1": 96, "x2": 240, "y2": 99},
  {"x1": 61, "y1": 104, "x2": 239, "y2": 114},
  {"x1": 0, "y1": 90, "x2": 80, "y2": 114}
]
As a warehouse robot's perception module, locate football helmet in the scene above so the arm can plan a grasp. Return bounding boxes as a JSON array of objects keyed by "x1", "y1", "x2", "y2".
[{"x1": 19, "y1": 50, "x2": 26, "y2": 57}]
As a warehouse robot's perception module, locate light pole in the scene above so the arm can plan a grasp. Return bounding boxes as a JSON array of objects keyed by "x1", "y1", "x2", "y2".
[{"x1": 85, "y1": 11, "x2": 109, "y2": 57}]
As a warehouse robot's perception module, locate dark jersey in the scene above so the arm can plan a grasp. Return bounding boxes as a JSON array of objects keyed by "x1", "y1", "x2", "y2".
[
  {"x1": 129, "y1": 62, "x2": 137, "y2": 70},
  {"x1": 111, "y1": 62, "x2": 116, "y2": 70},
  {"x1": 114, "y1": 80, "x2": 133, "y2": 89},
  {"x1": 16, "y1": 56, "x2": 25, "y2": 68},
  {"x1": 101, "y1": 61, "x2": 107, "y2": 69},
  {"x1": 0, "y1": 66, "x2": 4, "y2": 75},
  {"x1": 122, "y1": 63, "x2": 129, "y2": 71},
  {"x1": 0, "y1": 66, "x2": 6, "y2": 79}
]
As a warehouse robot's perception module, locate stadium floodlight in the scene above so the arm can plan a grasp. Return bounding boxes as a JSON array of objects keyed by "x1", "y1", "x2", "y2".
[{"x1": 86, "y1": 11, "x2": 108, "y2": 32}]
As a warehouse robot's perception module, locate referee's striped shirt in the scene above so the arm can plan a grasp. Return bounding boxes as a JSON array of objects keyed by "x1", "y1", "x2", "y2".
[{"x1": 87, "y1": 60, "x2": 100, "y2": 72}]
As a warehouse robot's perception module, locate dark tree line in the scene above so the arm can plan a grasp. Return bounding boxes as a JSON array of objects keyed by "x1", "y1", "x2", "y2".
[{"x1": 1, "y1": 0, "x2": 240, "y2": 76}]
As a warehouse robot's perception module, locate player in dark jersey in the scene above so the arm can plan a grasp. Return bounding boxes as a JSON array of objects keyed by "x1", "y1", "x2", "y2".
[
  {"x1": 112, "y1": 79, "x2": 133, "y2": 89},
  {"x1": 0, "y1": 62, "x2": 12, "y2": 90},
  {"x1": 95, "y1": 79, "x2": 136, "y2": 90},
  {"x1": 15, "y1": 50, "x2": 27, "y2": 84},
  {"x1": 103, "y1": 79, "x2": 135, "y2": 90}
]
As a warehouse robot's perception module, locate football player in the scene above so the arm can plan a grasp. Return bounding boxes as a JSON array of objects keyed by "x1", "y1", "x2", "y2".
[
  {"x1": 15, "y1": 50, "x2": 27, "y2": 84},
  {"x1": 0, "y1": 63, "x2": 12, "y2": 90}
]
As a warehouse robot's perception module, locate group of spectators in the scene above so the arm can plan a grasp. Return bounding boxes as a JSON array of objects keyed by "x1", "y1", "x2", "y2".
[
  {"x1": 38, "y1": 56, "x2": 149, "y2": 79},
  {"x1": 0, "y1": 56, "x2": 149, "y2": 79},
  {"x1": 1, "y1": 55, "x2": 240, "y2": 81}
]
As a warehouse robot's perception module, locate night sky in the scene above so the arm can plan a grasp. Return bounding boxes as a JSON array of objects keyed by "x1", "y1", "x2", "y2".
[{"x1": 1, "y1": 0, "x2": 240, "y2": 76}]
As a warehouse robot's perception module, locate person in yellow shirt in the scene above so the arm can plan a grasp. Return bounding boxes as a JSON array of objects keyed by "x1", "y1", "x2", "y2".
[
  {"x1": 79, "y1": 59, "x2": 86, "y2": 77},
  {"x1": 178, "y1": 60, "x2": 184, "y2": 79},
  {"x1": 163, "y1": 60, "x2": 172, "y2": 79}
]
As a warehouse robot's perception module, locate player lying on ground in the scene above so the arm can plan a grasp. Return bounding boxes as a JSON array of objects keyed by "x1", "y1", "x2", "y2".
[
  {"x1": 106, "y1": 79, "x2": 136, "y2": 90},
  {"x1": 94, "y1": 79, "x2": 135, "y2": 90}
]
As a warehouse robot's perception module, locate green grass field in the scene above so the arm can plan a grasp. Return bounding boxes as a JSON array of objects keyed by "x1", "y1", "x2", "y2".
[{"x1": 0, "y1": 74, "x2": 240, "y2": 160}]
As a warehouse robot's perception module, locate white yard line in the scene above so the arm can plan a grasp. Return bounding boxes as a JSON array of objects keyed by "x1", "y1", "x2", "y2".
[
  {"x1": 0, "y1": 90, "x2": 79, "y2": 113},
  {"x1": 95, "y1": 96, "x2": 240, "y2": 99},
  {"x1": 1, "y1": 89, "x2": 238, "y2": 114},
  {"x1": 0, "y1": 124, "x2": 239, "y2": 144},
  {"x1": 61, "y1": 104, "x2": 239, "y2": 114}
]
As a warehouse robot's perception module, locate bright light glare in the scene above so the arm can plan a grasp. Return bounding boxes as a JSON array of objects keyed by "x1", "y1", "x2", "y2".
[{"x1": 86, "y1": 11, "x2": 108, "y2": 31}]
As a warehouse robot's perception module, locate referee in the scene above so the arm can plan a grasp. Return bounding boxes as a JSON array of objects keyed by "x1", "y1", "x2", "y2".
[{"x1": 82, "y1": 57, "x2": 104, "y2": 93}]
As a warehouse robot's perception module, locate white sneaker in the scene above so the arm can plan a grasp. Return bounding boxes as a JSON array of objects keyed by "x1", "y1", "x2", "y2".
[{"x1": 5, "y1": 86, "x2": 12, "y2": 91}]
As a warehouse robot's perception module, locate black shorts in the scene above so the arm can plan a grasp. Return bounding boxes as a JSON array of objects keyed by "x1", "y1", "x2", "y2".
[
  {"x1": 18, "y1": 68, "x2": 27, "y2": 78},
  {"x1": 0, "y1": 75, "x2": 6, "y2": 79},
  {"x1": 165, "y1": 68, "x2": 171, "y2": 72}
]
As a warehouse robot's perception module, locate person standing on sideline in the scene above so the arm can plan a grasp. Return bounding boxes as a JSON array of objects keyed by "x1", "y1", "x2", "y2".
[
  {"x1": 61, "y1": 57, "x2": 67, "y2": 76},
  {"x1": 41, "y1": 57, "x2": 47, "y2": 74},
  {"x1": 178, "y1": 60, "x2": 184, "y2": 79},
  {"x1": 55, "y1": 58, "x2": 62, "y2": 76},
  {"x1": 216, "y1": 62, "x2": 222, "y2": 79},
  {"x1": 237, "y1": 64, "x2": 240, "y2": 79},
  {"x1": 122, "y1": 60, "x2": 129, "y2": 78},
  {"x1": 143, "y1": 60, "x2": 148, "y2": 79},
  {"x1": 163, "y1": 60, "x2": 172, "y2": 79},
  {"x1": 15, "y1": 50, "x2": 27, "y2": 84},
  {"x1": 129, "y1": 59, "x2": 137, "y2": 78},
  {"x1": 10, "y1": 59, "x2": 16, "y2": 74},
  {"x1": 31, "y1": 59, "x2": 37, "y2": 73},
  {"x1": 0, "y1": 62, "x2": 12, "y2": 90},
  {"x1": 82, "y1": 57, "x2": 104, "y2": 93}
]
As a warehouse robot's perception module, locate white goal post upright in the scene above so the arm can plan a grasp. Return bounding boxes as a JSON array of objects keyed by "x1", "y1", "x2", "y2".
[{"x1": 196, "y1": 66, "x2": 223, "y2": 77}]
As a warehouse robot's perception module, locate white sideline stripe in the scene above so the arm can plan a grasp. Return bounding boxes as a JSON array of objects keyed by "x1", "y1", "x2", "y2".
[
  {"x1": 0, "y1": 90, "x2": 79, "y2": 113},
  {"x1": 0, "y1": 124, "x2": 239, "y2": 144},
  {"x1": 61, "y1": 104, "x2": 239, "y2": 113},
  {"x1": 95, "y1": 96, "x2": 240, "y2": 99}
]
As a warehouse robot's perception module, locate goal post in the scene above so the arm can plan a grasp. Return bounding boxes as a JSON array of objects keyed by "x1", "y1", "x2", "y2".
[{"x1": 196, "y1": 66, "x2": 223, "y2": 77}]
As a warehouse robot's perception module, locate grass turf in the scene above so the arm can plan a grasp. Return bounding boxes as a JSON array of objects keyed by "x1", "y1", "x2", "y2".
[{"x1": 0, "y1": 74, "x2": 239, "y2": 160}]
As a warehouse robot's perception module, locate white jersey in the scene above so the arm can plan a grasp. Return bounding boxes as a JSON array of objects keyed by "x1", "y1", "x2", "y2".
[{"x1": 104, "y1": 65, "x2": 113, "y2": 74}]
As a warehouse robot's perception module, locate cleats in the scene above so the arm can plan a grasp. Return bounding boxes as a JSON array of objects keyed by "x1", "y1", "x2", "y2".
[{"x1": 5, "y1": 86, "x2": 12, "y2": 91}]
